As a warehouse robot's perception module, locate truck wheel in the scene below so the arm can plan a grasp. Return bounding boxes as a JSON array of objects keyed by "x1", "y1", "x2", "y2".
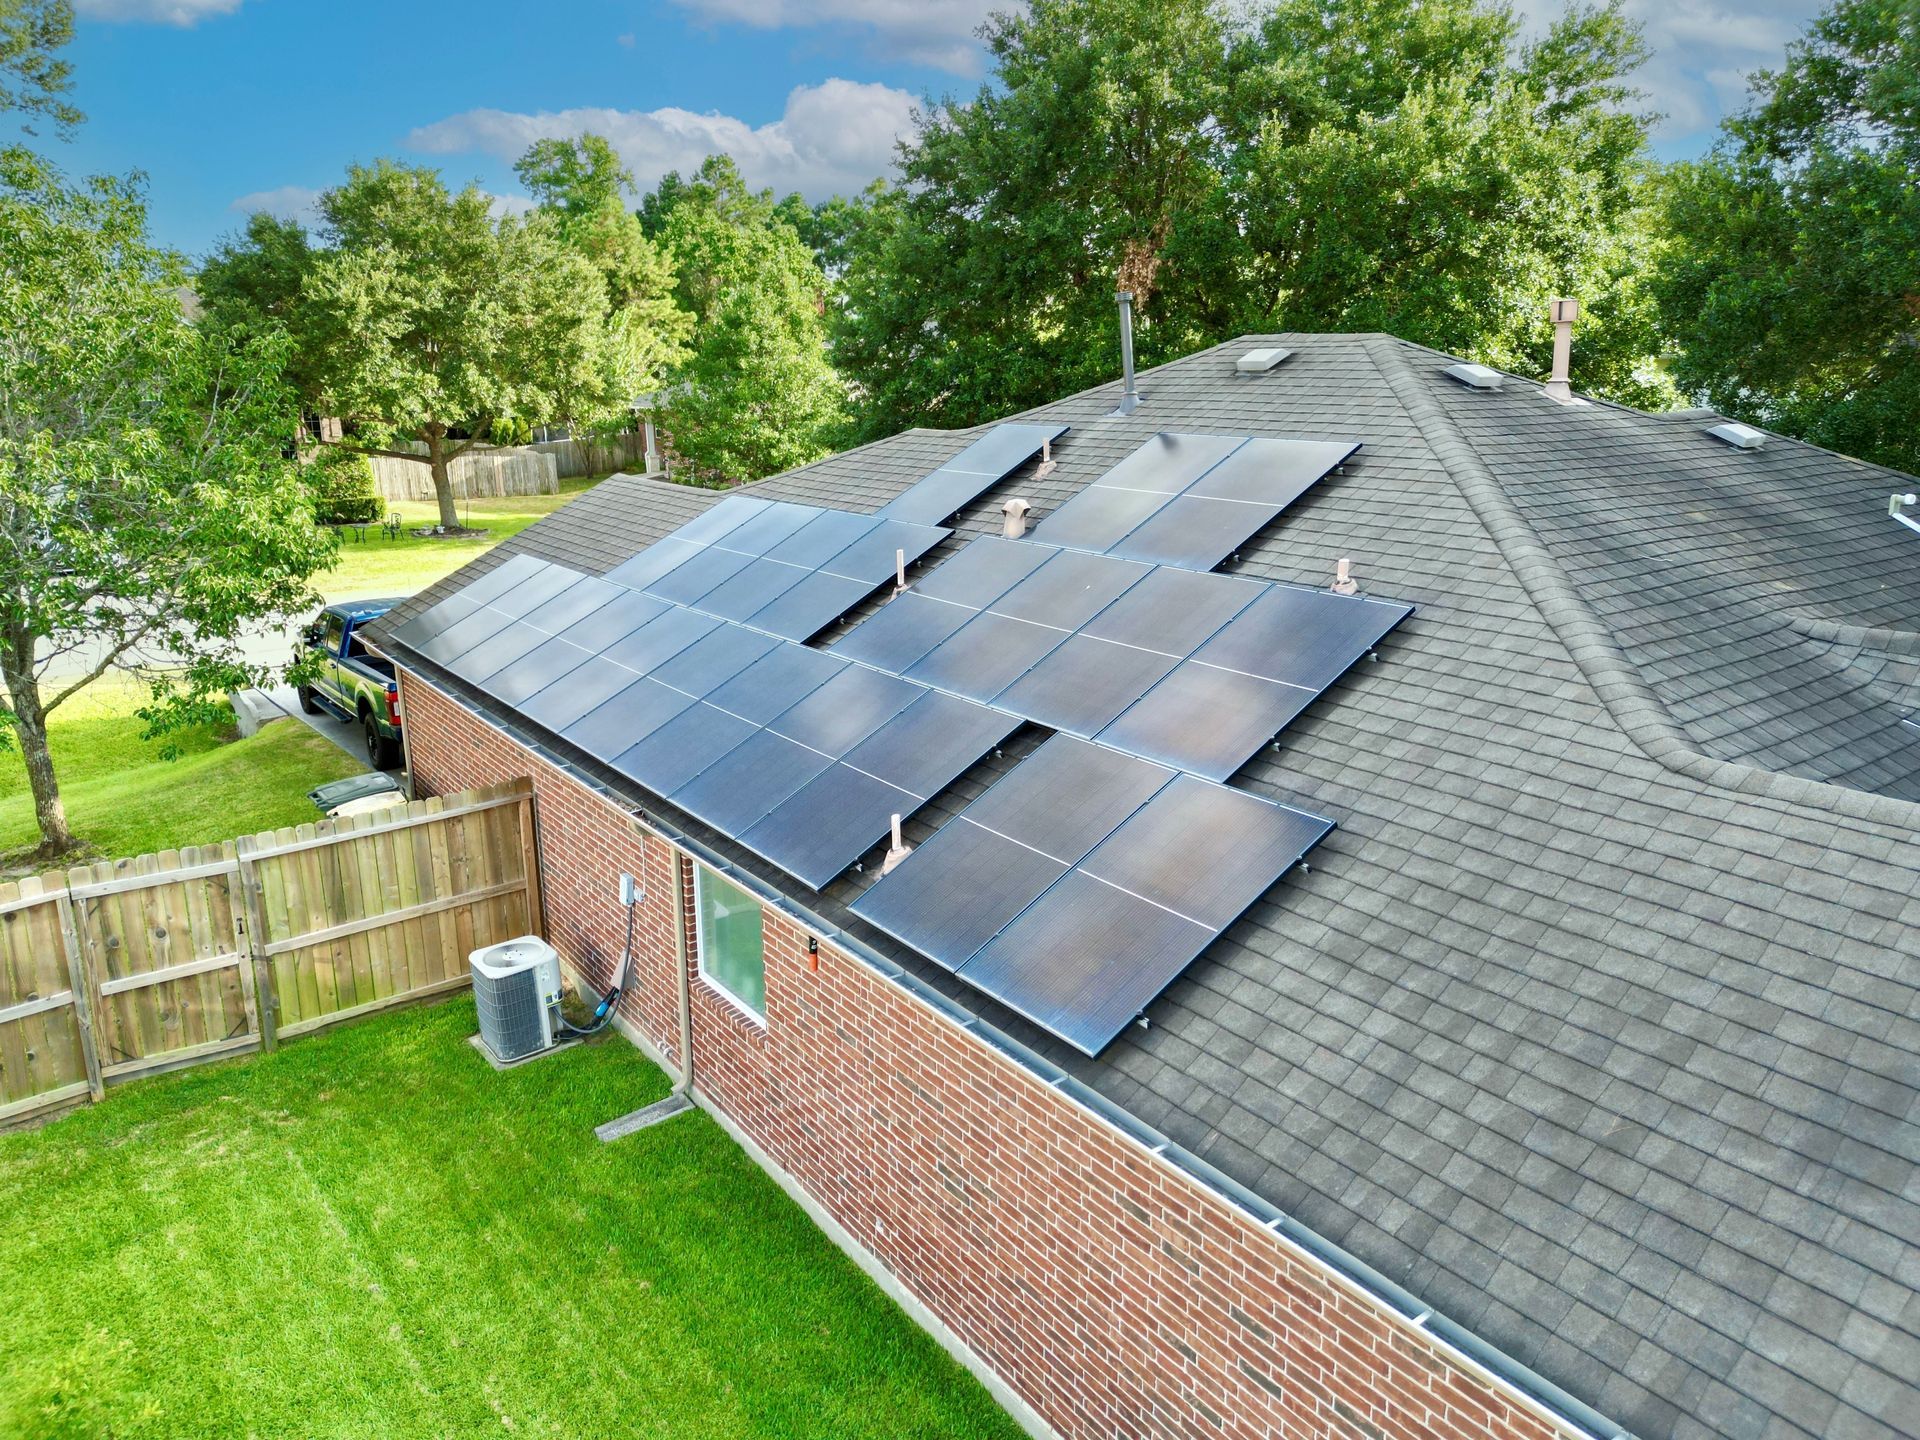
[
  {"x1": 364, "y1": 714, "x2": 399, "y2": 770},
  {"x1": 297, "y1": 685, "x2": 322, "y2": 716}
]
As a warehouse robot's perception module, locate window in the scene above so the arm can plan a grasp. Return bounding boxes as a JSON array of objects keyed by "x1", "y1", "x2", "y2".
[{"x1": 694, "y1": 868, "x2": 765, "y2": 1018}]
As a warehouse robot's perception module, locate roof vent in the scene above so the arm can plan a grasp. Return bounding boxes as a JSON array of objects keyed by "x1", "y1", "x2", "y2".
[
  {"x1": 1707, "y1": 421, "x2": 1766, "y2": 450},
  {"x1": 1237, "y1": 347, "x2": 1291, "y2": 374},
  {"x1": 1444, "y1": 362, "x2": 1503, "y2": 391},
  {"x1": 1002, "y1": 496, "x2": 1031, "y2": 539}
]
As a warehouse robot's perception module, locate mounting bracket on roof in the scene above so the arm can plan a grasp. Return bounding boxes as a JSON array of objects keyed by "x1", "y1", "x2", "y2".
[
  {"x1": 881, "y1": 813, "x2": 912, "y2": 875},
  {"x1": 1892, "y1": 493, "x2": 1920, "y2": 537},
  {"x1": 1034, "y1": 438, "x2": 1058, "y2": 479},
  {"x1": 1331, "y1": 558, "x2": 1358, "y2": 595}
]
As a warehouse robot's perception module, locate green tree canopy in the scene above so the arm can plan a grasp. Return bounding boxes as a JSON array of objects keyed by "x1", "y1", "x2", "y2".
[
  {"x1": 0, "y1": 0, "x2": 80, "y2": 138},
  {"x1": 0, "y1": 147, "x2": 334, "y2": 854},
  {"x1": 1656, "y1": 0, "x2": 1920, "y2": 474},
  {"x1": 646, "y1": 155, "x2": 846, "y2": 484},
  {"x1": 831, "y1": 0, "x2": 1671, "y2": 437}
]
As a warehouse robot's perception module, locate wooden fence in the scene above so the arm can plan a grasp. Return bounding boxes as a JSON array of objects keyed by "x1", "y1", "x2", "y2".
[
  {"x1": 367, "y1": 448, "x2": 559, "y2": 502},
  {"x1": 0, "y1": 779, "x2": 541, "y2": 1126}
]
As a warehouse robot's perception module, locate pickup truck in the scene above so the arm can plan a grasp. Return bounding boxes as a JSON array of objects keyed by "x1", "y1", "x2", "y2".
[{"x1": 295, "y1": 600, "x2": 406, "y2": 769}]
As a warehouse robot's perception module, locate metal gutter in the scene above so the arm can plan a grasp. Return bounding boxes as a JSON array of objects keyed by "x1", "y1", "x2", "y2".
[{"x1": 402, "y1": 655, "x2": 1634, "y2": 1440}]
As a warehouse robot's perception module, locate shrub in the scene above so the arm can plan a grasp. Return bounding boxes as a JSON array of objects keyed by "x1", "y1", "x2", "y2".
[
  {"x1": 489, "y1": 415, "x2": 532, "y2": 446},
  {"x1": 304, "y1": 449, "x2": 381, "y2": 525}
]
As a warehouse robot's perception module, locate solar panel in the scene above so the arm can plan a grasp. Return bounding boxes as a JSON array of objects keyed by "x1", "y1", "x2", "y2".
[
  {"x1": 1106, "y1": 495, "x2": 1273, "y2": 568},
  {"x1": 840, "y1": 691, "x2": 1021, "y2": 798},
  {"x1": 479, "y1": 636, "x2": 594, "y2": 706},
  {"x1": 912, "y1": 536, "x2": 1052, "y2": 607},
  {"x1": 1181, "y1": 437, "x2": 1357, "y2": 504},
  {"x1": 1077, "y1": 775, "x2": 1333, "y2": 929},
  {"x1": 489, "y1": 563, "x2": 580, "y2": 619},
  {"x1": 712, "y1": 501, "x2": 817, "y2": 557},
  {"x1": 744, "y1": 571, "x2": 878, "y2": 642},
  {"x1": 600, "y1": 607, "x2": 721, "y2": 676},
  {"x1": 1077, "y1": 566, "x2": 1261, "y2": 656},
  {"x1": 685, "y1": 558, "x2": 806, "y2": 623},
  {"x1": 672, "y1": 494, "x2": 773, "y2": 546},
  {"x1": 737, "y1": 764, "x2": 919, "y2": 890},
  {"x1": 1028, "y1": 484, "x2": 1174, "y2": 553},
  {"x1": 602, "y1": 536, "x2": 703, "y2": 593},
  {"x1": 1094, "y1": 662, "x2": 1315, "y2": 781},
  {"x1": 551, "y1": 589, "x2": 671, "y2": 654},
  {"x1": 704, "y1": 644, "x2": 844, "y2": 724},
  {"x1": 668, "y1": 730, "x2": 836, "y2": 834},
  {"x1": 643, "y1": 545, "x2": 756, "y2": 605},
  {"x1": 903, "y1": 612, "x2": 1069, "y2": 702},
  {"x1": 448, "y1": 621, "x2": 548, "y2": 683},
  {"x1": 610, "y1": 702, "x2": 759, "y2": 795},
  {"x1": 955, "y1": 870, "x2": 1214, "y2": 1049},
  {"x1": 763, "y1": 510, "x2": 873, "y2": 568},
  {"x1": 561, "y1": 678, "x2": 695, "y2": 760},
  {"x1": 453, "y1": 552, "x2": 549, "y2": 607},
  {"x1": 877, "y1": 423, "x2": 1069, "y2": 526},
  {"x1": 649, "y1": 625, "x2": 782, "y2": 698},
  {"x1": 415, "y1": 602, "x2": 516, "y2": 666},
  {"x1": 850, "y1": 819, "x2": 1071, "y2": 970},
  {"x1": 768, "y1": 665, "x2": 921, "y2": 757},
  {"x1": 1093, "y1": 432, "x2": 1246, "y2": 494},
  {"x1": 517, "y1": 575, "x2": 622, "y2": 635},
  {"x1": 958, "y1": 734, "x2": 1172, "y2": 861},
  {"x1": 820, "y1": 519, "x2": 948, "y2": 586},
  {"x1": 991, "y1": 634, "x2": 1182, "y2": 737},
  {"x1": 601, "y1": 496, "x2": 772, "y2": 592},
  {"x1": 990, "y1": 549, "x2": 1150, "y2": 630},
  {"x1": 520, "y1": 655, "x2": 647, "y2": 732},
  {"x1": 1188, "y1": 586, "x2": 1412, "y2": 689},
  {"x1": 827, "y1": 592, "x2": 975, "y2": 672}
]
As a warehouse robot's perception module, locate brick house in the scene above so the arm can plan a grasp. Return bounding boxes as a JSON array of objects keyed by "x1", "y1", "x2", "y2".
[{"x1": 368, "y1": 335, "x2": 1919, "y2": 1440}]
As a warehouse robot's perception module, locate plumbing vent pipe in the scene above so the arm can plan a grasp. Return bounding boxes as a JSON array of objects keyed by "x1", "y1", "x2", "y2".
[
  {"x1": 1002, "y1": 497, "x2": 1032, "y2": 539},
  {"x1": 1544, "y1": 297, "x2": 1578, "y2": 403},
  {"x1": 881, "y1": 814, "x2": 912, "y2": 875},
  {"x1": 1110, "y1": 291, "x2": 1140, "y2": 416}
]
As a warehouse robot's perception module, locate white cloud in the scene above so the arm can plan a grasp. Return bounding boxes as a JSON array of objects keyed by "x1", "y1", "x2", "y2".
[
  {"x1": 484, "y1": 191, "x2": 536, "y2": 219},
  {"x1": 75, "y1": 0, "x2": 244, "y2": 25},
  {"x1": 407, "y1": 78, "x2": 917, "y2": 202},
  {"x1": 227, "y1": 184, "x2": 321, "y2": 224},
  {"x1": 1508, "y1": 0, "x2": 1818, "y2": 144},
  {"x1": 667, "y1": 0, "x2": 1004, "y2": 72}
]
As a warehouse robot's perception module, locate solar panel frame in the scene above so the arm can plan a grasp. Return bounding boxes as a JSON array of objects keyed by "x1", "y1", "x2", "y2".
[
  {"x1": 671, "y1": 494, "x2": 773, "y2": 546},
  {"x1": 938, "y1": 422, "x2": 1070, "y2": 478},
  {"x1": 391, "y1": 591, "x2": 483, "y2": 649},
  {"x1": 452, "y1": 552, "x2": 549, "y2": 608},
  {"x1": 415, "y1": 603, "x2": 517, "y2": 666}
]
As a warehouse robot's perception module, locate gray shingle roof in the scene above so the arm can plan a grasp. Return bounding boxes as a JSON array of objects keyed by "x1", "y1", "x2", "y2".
[{"x1": 374, "y1": 334, "x2": 1920, "y2": 1440}]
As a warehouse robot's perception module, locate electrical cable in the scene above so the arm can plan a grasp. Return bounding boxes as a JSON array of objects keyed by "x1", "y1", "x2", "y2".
[{"x1": 554, "y1": 900, "x2": 635, "y2": 1038}]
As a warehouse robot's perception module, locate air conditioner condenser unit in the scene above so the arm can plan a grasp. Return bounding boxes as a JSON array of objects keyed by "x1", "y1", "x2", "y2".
[{"x1": 471, "y1": 935, "x2": 563, "y2": 1063}]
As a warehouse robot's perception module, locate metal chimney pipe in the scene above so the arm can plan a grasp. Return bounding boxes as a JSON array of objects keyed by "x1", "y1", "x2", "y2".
[
  {"x1": 1112, "y1": 291, "x2": 1140, "y2": 416},
  {"x1": 1544, "y1": 297, "x2": 1579, "y2": 403}
]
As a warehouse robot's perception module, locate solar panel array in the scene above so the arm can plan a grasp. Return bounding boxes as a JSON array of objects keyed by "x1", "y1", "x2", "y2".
[
  {"x1": 851, "y1": 736, "x2": 1334, "y2": 1055},
  {"x1": 604, "y1": 495, "x2": 950, "y2": 641},
  {"x1": 391, "y1": 555, "x2": 1019, "y2": 891},
  {"x1": 390, "y1": 419, "x2": 1407, "y2": 1056},
  {"x1": 1029, "y1": 432, "x2": 1357, "y2": 569},
  {"x1": 832, "y1": 535, "x2": 1411, "y2": 780},
  {"x1": 876, "y1": 422, "x2": 1070, "y2": 526}
]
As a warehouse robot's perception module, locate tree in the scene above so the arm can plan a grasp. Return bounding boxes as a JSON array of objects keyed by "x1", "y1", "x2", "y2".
[
  {"x1": 1, "y1": 0, "x2": 80, "y2": 138},
  {"x1": 831, "y1": 0, "x2": 1237, "y2": 439},
  {"x1": 1656, "y1": 0, "x2": 1920, "y2": 473},
  {"x1": 0, "y1": 148, "x2": 335, "y2": 855},
  {"x1": 832, "y1": 0, "x2": 1672, "y2": 435},
  {"x1": 514, "y1": 134, "x2": 689, "y2": 442},
  {"x1": 196, "y1": 211, "x2": 317, "y2": 395},
  {"x1": 292, "y1": 161, "x2": 633, "y2": 530},
  {"x1": 646, "y1": 155, "x2": 846, "y2": 483}
]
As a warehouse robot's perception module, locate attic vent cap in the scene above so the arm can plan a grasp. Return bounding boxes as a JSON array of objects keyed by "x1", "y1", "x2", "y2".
[
  {"x1": 1707, "y1": 421, "x2": 1766, "y2": 450},
  {"x1": 1237, "y1": 347, "x2": 1292, "y2": 374},
  {"x1": 1444, "y1": 362, "x2": 1503, "y2": 391}
]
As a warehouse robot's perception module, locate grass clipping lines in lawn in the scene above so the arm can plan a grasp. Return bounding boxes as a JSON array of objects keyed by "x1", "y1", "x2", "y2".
[{"x1": 0, "y1": 999, "x2": 1023, "y2": 1440}]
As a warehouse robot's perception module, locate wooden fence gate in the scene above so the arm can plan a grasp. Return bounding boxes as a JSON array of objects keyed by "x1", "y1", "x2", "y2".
[{"x1": 0, "y1": 779, "x2": 541, "y2": 1126}]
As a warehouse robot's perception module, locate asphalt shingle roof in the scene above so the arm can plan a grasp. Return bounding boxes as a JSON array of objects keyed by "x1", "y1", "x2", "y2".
[{"x1": 374, "y1": 334, "x2": 1920, "y2": 1440}]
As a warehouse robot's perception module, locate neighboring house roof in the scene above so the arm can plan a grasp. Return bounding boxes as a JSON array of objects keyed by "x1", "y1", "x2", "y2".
[{"x1": 373, "y1": 334, "x2": 1920, "y2": 1440}]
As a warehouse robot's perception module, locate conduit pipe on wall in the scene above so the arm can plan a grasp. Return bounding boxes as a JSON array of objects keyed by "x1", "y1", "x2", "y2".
[{"x1": 673, "y1": 851, "x2": 694, "y2": 1094}]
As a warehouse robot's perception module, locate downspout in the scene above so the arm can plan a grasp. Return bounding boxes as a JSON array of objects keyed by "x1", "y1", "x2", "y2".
[{"x1": 673, "y1": 851, "x2": 694, "y2": 1094}]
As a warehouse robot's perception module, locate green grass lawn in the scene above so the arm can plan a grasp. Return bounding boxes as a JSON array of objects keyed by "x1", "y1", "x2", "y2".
[
  {"x1": 323, "y1": 477, "x2": 609, "y2": 603},
  {"x1": 0, "y1": 999, "x2": 1022, "y2": 1440},
  {"x1": 0, "y1": 682, "x2": 365, "y2": 865}
]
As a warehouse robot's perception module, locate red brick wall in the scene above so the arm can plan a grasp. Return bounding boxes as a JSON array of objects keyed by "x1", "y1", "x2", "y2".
[{"x1": 402, "y1": 669, "x2": 1582, "y2": 1440}]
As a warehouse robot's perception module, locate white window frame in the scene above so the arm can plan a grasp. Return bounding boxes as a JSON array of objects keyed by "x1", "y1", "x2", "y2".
[{"x1": 693, "y1": 865, "x2": 766, "y2": 1021}]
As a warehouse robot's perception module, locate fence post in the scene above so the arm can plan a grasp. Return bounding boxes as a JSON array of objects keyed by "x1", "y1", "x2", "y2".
[
  {"x1": 51, "y1": 885, "x2": 104, "y2": 1103},
  {"x1": 517, "y1": 790, "x2": 545, "y2": 938},
  {"x1": 233, "y1": 835, "x2": 279, "y2": 1053}
]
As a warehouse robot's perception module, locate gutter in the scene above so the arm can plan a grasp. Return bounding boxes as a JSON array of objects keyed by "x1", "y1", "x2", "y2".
[{"x1": 404, "y1": 660, "x2": 1635, "y2": 1440}]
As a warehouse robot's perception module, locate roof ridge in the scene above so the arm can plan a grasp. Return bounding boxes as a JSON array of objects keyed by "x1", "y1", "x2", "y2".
[{"x1": 1366, "y1": 334, "x2": 1920, "y2": 832}]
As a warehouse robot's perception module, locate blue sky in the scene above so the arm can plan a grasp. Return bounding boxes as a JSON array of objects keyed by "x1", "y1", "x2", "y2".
[{"x1": 54, "y1": 0, "x2": 1823, "y2": 259}]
